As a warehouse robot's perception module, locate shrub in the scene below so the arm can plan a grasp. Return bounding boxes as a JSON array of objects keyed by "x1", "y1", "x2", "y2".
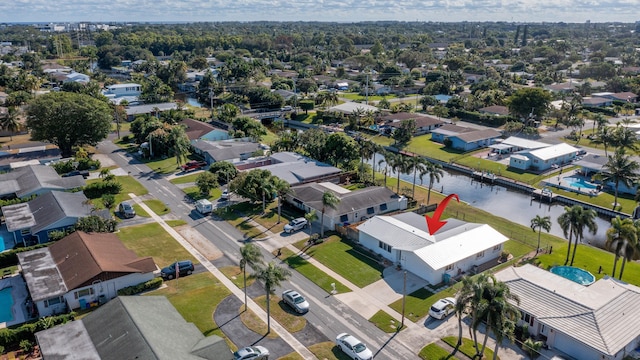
[
  {"x1": 0, "y1": 313, "x2": 74, "y2": 348},
  {"x1": 77, "y1": 157, "x2": 100, "y2": 171},
  {"x1": 19, "y1": 339, "x2": 33, "y2": 352},
  {"x1": 83, "y1": 181, "x2": 122, "y2": 198},
  {"x1": 117, "y1": 277, "x2": 163, "y2": 296},
  {"x1": 0, "y1": 244, "x2": 49, "y2": 268}
]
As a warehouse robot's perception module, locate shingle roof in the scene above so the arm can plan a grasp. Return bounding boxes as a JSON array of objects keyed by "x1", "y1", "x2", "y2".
[
  {"x1": 36, "y1": 296, "x2": 233, "y2": 360},
  {"x1": 0, "y1": 164, "x2": 85, "y2": 198},
  {"x1": 256, "y1": 152, "x2": 341, "y2": 185},
  {"x1": 192, "y1": 139, "x2": 261, "y2": 162},
  {"x1": 496, "y1": 265, "x2": 640, "y2": 357},
  {"x1": 179, "y1": 118, "x2": 217, "y2": 141},
  {"x1": 290, "y1": 184, "x2": 400, "y2": 217},
  {"x1": 49, "y1": 231, "x2": 156, "y2": 290},
  {"x1": 383, "y1": 112, "x2": 444, "y2": 128}
]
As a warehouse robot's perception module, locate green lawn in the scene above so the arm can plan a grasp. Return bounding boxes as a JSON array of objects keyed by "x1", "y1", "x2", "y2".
[
  {"x1": 144, "y1": 156, "x2": 183, "y2": 175},
  {"x1": 150, "y1": 272, "x2": 231, "y2": 338},
  {"x1": 219, "y1": 265, "x2": 255, "y2": 289},
  {"x1": 143, "y1": 199, "x2": 171, "y2": 215},
  {"x1": 170, "y1": 173, "x2": 200, "y2": 185},
  {"x1": 183, "y1": 186, "x2": 222, "y2": 202},
  {"x1": 280, "y1": 247, "x2": 351, "y2": 294},
  {"x1": 419, "y1": 343, "x2": 455, "y2": 360},
  {"x1": 294, "y1": 235, "x2": 384, "y2": 288},
  {"x1": 215, "y1": 201, "x2": 299, "y2": 238},
  {"x1": 254, "y1": 295, "x2": 307, "y2": 333},
  {"x1": 340, "y1": 92, "x2": 397, "y2": 102},
  {"x1": 550, "y1": 187, "x2": 636, "y2": 213},
  {"x1": 167, "y1": 219, "x2": 187, "y2": 227},
  {"x1": 369, "y1": 310, "x2": 405, "y2": 333},
  {"x1": 132, "y1": 203, "x2": 150, "y2": 217},
  {"x1": 442, "y1": 336, "x2": 498, "y2": 360},
  {"x1": 308, "y1": 342, "x2": 352, "y2": 360},
  {"x1": 117, "y1": 223, "x2": 197, "y2": 268}
]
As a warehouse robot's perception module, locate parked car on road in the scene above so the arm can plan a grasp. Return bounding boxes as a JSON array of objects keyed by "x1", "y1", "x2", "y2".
[
  {"x1": 180, "y1": 160, "x2": 207, "y2": 172},
  {"x1": 335, "y1": 333, "x2": 373, "y2": 360},
  {"x1": 284, "y1": 218, "x2": 308, "y2": 233},
  {"x1": 161, "y1": 260, "x2": 194, "y2": 280},
  {"x1": 282, "y1": 289, "x2": 309, "y2": 313},
  {"x1": 118, "y1": 201, "x2": 136, "y2": 218},
  {"x1": 220, "y1": 189, "x2": 230, "y2": 200},
  {"x1": 429, "y1": 297, "x2": 456, "y2": 320},
  {"x1": 233, "y1": 346, "x2": 269, "y2": 360}
]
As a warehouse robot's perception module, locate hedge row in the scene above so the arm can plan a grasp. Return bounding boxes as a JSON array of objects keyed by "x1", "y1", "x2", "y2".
[
  {"x1": 117, "y1": 277, "x2": 163, "y2": 296},
  {"x1": 83, "y1": 181, "x2": 122, "y2": 199},
  {"x1": 0, "y1": 313, "x2": 74, "y2": 349}
]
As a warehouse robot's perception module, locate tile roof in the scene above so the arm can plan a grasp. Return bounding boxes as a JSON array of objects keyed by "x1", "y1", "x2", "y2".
[{"x1": 496, "y1": 265, "x2": 640, "y2": 357}]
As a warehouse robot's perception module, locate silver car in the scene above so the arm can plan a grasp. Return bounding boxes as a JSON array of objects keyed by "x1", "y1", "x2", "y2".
[
  {"x1": 284, "y1": 217, "x2": 308, "y2": 233},
  {"x1": 429, "y1": 297, "x2": 456, "y2": 320},
  {"x1": 282, "y1": 289, "x2": 309, "y2": 313},
  {"x1": 233, "y1": 346, "x2": 269, "y2": 360}
]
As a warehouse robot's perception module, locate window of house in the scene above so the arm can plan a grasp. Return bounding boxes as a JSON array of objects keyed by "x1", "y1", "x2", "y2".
[
  {"x1": 493, "y1": 245, "x2": 501, "y2": 252},
  {"x1": 533, "y1": 159, "x2": 538, "y2": 163},
  {"x1": 524, "y1": 313, "x2": 530, "y2": 323},
  {"x1": 378, "y1": 241, "x2": 391, "y2": 252},
  {"x1": 367, "y1": 207, "x2": 375, "y2": 215},
  {"x1": 476, "y1": 251, "x2": 485, "y2": 258},
  {"x1": 340, "y1": 214, "x2": 349, "y2": 223},
  {"x1": 445, "y1": 264, "x2": 454, "y2": 271},
  {"x1": 380, "y1": 203, "x2": 388, "y2": 211},
  {"x1": 529, "y1": 315, "x2": 535, "y2": 326},
  {"x1": 45, "y1": 296, "x2": 62, "y2": 308},
  {"x1": 74, "y1": 288, "x2": 94, "y2": 299},
  {"x1": 21, "y1": 229, "x2": 31, "y2": 236}
]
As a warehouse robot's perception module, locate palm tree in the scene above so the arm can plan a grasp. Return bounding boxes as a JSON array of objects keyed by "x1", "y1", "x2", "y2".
[
  {"x1": 453, "y1": 276, "x2": 479, "y2": 356},
  {"x1": 387, "y1": 153, "x2": 409, "y2": 194},
  {"x1": 358, "y1": 139, "x2": 375, "y2": 183},
  {"x1": 260, "y1": 177, "x2": 276, "y2": 214},
  {"x1": 379, "y1": 153, "x2": 391, "y2": 188},
  {"x1": 422, "y1": 161, "x2": 444, "y2": 204},
  {"x1": 320, "y1": 191, "x2": 340, "y2": 238},
  {"x1": 600, "y1": 148, "x2": 640, "y2": 210},
  {"x1": 370, "y1": 143, "x2": 382, "y2": 184},
  {"x1": 271, "y1": 177, "x2": 290, "y2": 224},
  {"x1": 408, "y1": 156, "x2": 426, "y2": 199},
  {"x1": 239, "y1": 243, "x2": 264, "y2": 312},
  {"x1": 304, "y1": 210, "x2": 318, "y2": 237},
  {"x1": 557, "y1": 205, "x2": 598, "y2": 266},
  {"x1": 252, "y1": 262, "x2": 291, "y2": 333},
  {"x1": 606, "y1": 216, "x2": 637, "y2": 278},
  {"x1": 476, "y1": 279, "x2": 520, "y2": 359},
  {"x1": 611, "y1": 125, "x2": 639, "y2": 153},
  {"x1": 0, "y1": 107, "x2": 21, "y2": 141},
  {"x1": 530, "y1": 215, "x2": 551, "y2": 254},
  {"x1": 592, "y1": 126, "x2": 614, "y2": 157}
]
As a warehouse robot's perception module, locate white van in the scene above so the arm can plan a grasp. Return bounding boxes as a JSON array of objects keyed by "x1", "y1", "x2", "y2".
[{"x1": 195, "y1": 199, "x2": 213, "y2": 215}]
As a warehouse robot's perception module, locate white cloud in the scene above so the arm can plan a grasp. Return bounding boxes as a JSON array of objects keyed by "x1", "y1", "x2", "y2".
[{"x1": 0, "y1": 0, "x2": 638, "y2": 22}]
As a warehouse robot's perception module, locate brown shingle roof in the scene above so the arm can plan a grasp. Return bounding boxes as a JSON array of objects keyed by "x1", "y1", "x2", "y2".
[
  {"x1": 179, "y1": 118, "x2": 217, "y2": 141},
  {"x1": 49, "y1": 231, "x2": 156, "y2": 290},
  {"x1": 381, "y1": 112, "x2": 444, "y2": 128}
]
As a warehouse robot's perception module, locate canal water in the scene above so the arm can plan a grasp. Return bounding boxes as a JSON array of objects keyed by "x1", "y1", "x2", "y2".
[{"x1": 370, "y1": 154, "x2": 612, "y2": 248}]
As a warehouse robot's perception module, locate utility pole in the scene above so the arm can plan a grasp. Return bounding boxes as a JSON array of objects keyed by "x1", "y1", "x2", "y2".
[
  {"x1": 400, "y1": 270, "x2": 407, "y2": 331},
  {"x1": 365, "y1": 72, "x2": 369, "y2": 105}
]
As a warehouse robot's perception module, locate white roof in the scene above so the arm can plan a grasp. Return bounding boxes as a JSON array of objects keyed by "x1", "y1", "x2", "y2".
[
  {"x1": 328, "y1": 102, "x2": 378, "y2": 114},
  {"x1": 510, "y1": 154, "x2": 529, "y2": 161},
  {"x1": 528, "y1": 143, "x2": 578, "y2": 161},
  {"x1": 501, "y1": 136, "x2": 550, "y2": 150},
  {"x1": 317, "y1": 182, "x2": 351, "y2": 194},
  {"x1": 496, "y1": 264, "x2": 640, "y2": 357},
  {"x1": 358, "y1": 214, "x2": 508, "y2": 270},
  {"x1": 413, "y1": 224, "x2": 508, "y2": 270}
]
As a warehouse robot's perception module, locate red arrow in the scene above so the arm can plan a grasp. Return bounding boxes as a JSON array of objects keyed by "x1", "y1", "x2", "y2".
[{"x1": 426, "y1": 193, "x2": 460, "y2": 235}]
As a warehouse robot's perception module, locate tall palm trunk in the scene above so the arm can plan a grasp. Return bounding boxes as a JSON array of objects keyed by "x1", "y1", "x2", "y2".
[
  {"x1": 452, "y1": 315, "x2": 463, "y2": 356},
  {"x1": 320, "y1": 210, "x2": 325, "y2": 238},
  {"x1": 396, "y1": 167, "x2": 401, "y2": 194},
  {"x1": 371, "y1": 153, "x2": 377, "y2": 184},
  {"x1": 619, "y1": 258, "x2": 627, "y2": 280},
  {"x1": 570, "y1": 234, "x2": 581, "y2": 266},
  {"x1": 492, "y1": 337, "x2": 501, "y2": 360},
  {"x1": 428, "y1": 180, "x2": 434, "y2": 204},
  {"x1": 564, "y1": 229, "x2": 574, "y2": 265},
  {"x1": 266, "y1": 291, "x2": 271, "y2": 333},
  {"x1": 479, "y1": 317, "x2": 491, "y2": 357},
  {"x1": 613, "y1": 183, "x2": 620, "y2": 210},
  {"x1": 412, "y1": 167, "x2": 418, "y2": 199},
  {"x1": 612, "y1": 254, "x2": 619, "y2": 277},
  {"x1": 277, "y1": 196, "x2": 282, "y2": 223}
]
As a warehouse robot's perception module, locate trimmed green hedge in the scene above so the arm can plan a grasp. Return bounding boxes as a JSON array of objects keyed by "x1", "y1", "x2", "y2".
[
  {"x1": 83, "y1": 181, "x2": 122, "y2": 199},
  {"x1": 117, "y1": 277, "x2": 163, "y2": 296},
  {"x1": 0, "y1": 313, "x2": 74, "y2": 349}
]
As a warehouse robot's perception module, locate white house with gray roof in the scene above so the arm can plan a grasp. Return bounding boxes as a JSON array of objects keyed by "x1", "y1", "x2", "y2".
[
  {"x1": 286, "y1": 183, "x2": 407, "y2": 231},
  {"x1": 0, "y1": 164, "x2": 85, "y2": 199},
  {"x1": 509, "y1": 143, "x2": 579, "y2": 171},
  {"x1": 191, "y1": 138, "x2": 263, "y2": 165},
  {"x1": 357, "y1": 213, "x2": 508, "y2": 284},
  {"x1": 36, "y1": 296, "x2": 232, "y2": 360},
  {"x1": 496, "y1": 264, "x2": 640, "y2": 360},
  {"x1": 236, "y1": 152, "x2": 342, "y2": 185}
]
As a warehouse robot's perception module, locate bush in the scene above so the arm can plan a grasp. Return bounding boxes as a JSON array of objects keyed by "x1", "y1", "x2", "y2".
[
  {"x1": 117, "y1": 277, "x2": 163, "y2": 296},
  {"x1": 0, "y1": 313, "x2": 74, "y2": 348},
  {"x1": 0, "y1": 195, "x2": 36, "y2": 208},
  {"x1": 83, "y1": 181, "x2": 122, "y2": 199},
  {"x1": 0, "y1": 244, "x2": 49, "y2": 268},
  {"x1": 19, "y1": 339, "x2": 33, "y2": 352},
  {"x1": 76, "y1": 157, "x2": 100, "y2": 171}
]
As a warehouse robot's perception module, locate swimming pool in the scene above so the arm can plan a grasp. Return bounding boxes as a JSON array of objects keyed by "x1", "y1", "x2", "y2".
[
  {"x1": 564, "y1": 177, "x2": 598, "y2": 190},
  {"x1": 551, "y1": 266, "x2": 595, "y2": 285},
  {"x1": 0, "y1": 287, "x2": 14, "y2": 323},
  {"x1": 0, "y1": 233, "x2": 5, "y2": 252}
]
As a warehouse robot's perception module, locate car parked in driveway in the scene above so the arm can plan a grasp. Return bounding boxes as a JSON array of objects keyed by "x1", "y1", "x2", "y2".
[
  {"x1": 118, "y1": 201, "x2": 136, "y2": 218},
  {"x1": 282, "y1": 289, "x2": 309, "y2": 314},
  {"x1": 284, "y1": 217, "x2": 308, "y2": 233},
  {"x1": 233, "y1": 346, "x2": 269, "y2": 360},
  {"x1": 335, "y1": 333, "x2": 372, "y2": 360},
  {"x1": 180, "y1": 160, "x2": 207, "y2": 172},
  {"x1": 160, "y1": 260, "x2": 194, "y2": 280},
  {"x1": 429, "y1": 297, "x2": 456, "y2": 320}
]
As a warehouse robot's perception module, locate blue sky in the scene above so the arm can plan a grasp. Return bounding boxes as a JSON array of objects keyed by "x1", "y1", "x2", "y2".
[{"x1": 1, "y1": 0, "x2": 638, "y2": 23}]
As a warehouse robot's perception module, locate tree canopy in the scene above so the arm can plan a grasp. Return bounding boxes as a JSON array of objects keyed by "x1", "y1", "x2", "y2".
[{"x1": 26, "y1": 92, "x2": 112, "y2": 157}]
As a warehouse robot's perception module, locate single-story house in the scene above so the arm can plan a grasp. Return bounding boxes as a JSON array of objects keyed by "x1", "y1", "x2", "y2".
[
  {"x1": 509, "y1": 143, "x2": 578, "y2": 171},
  {"x1": 36, "y1": 296, "x2": 232, "y2": 360},
  {"x1": 2, "y1": 191, "x2": 94, "y2": 245},
  {"x1": 488, "y1": 136, "x2": 550, "y2": 155},
  {"x1": 18, "y1": 231, "x2": 157, "y2": 318},
  {"x1": 496, "y1": 264, "x2": 640, "y2": 360},
  {"x1": 327, "y1": 102, "x2": 379, "y2": 115},
  {"x1": 236, "y1": 152, "x2": 342, "y2": 186},
  {"x1": 286, "y1": 182, "x2": 407, "y2": 231},
  {"x1": 593, "y1": 91, "x2": 638, "y2": 103},
  {"x1": 0, "y1": 147, "x2": 61, "y2": 172},
  {"x1": 545, "y1": 82, "x2": 576, "y2": 93},
  {"x1": 0, "y1": 164, "x2": 85, "y2": 199},
  {"x1": 125, "y1": 102, "x2": 179, "y2": 121},
  {"x1": 191, "y1": 138, "x2": 263, "y2": 165},
  {"x1": 102, "y1": 83, "x2": 142, "y2": 98},
  {"x1": 358, "y1": 213, "x2": 508, "y2": 284},
  {"x1": 431, "y1": 124, "x2": 502, "y2": 152},
  {"x1": 582, "y1": 96, "x2": 614, "y2": 107},
  {"x1": 380, "y1": 112, "x2": 444, "y2": 135},
  {"x1": 179, "y1": 118, "x2": 230, "y2": 142},
  {"x1": 575, "y1": 154, "x2": 639, "y2": 195},
  {"x1": 479, "y1": 105, "x2": 510, "y2": 116}
]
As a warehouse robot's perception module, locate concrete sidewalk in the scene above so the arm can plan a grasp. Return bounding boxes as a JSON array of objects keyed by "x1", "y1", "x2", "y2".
[{"x1": 127, "y1": 194, "x2": 318, "y2": 360}]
